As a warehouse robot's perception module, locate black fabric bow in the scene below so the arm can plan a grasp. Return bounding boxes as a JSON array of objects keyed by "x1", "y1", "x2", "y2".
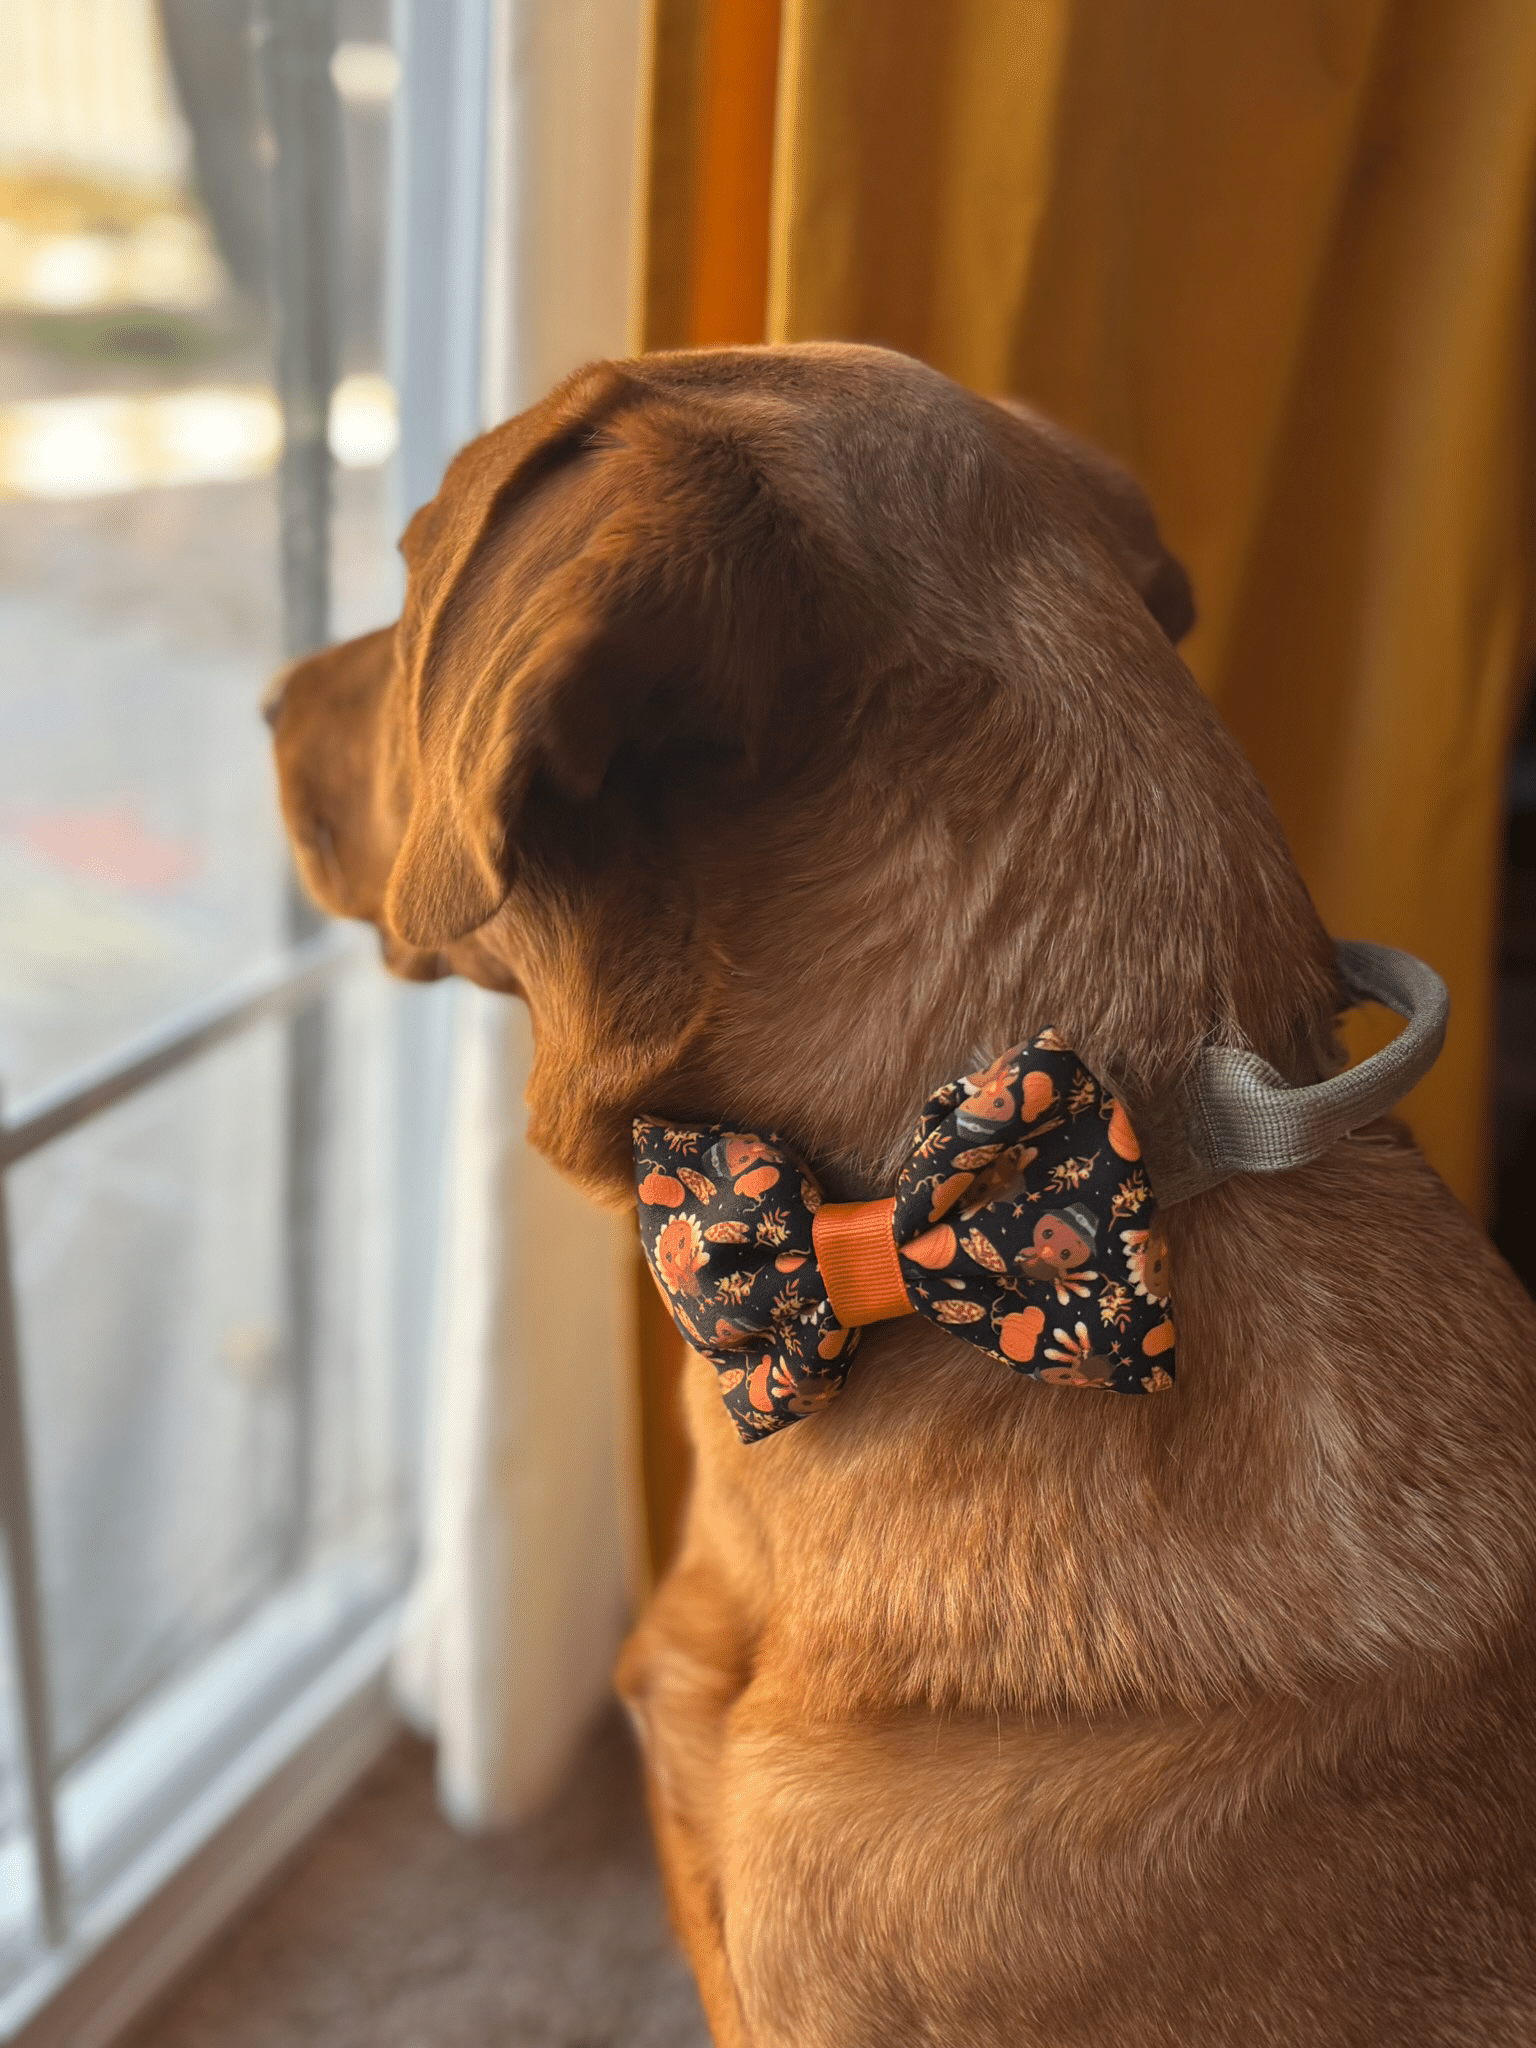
[{"x1": 634, "y1": 1037, "x2": 1176, "y2": 1442}]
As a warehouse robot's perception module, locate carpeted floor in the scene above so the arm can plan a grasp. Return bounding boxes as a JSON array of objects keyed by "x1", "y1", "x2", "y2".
[{"x1": 125, "y1": 1709, "x2": 710, "y2": 2048}]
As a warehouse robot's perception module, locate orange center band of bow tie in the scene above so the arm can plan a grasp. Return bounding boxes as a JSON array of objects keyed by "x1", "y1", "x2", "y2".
[{"x1": 811, "y1": 1197, "x2": 915, "y2": 1329}]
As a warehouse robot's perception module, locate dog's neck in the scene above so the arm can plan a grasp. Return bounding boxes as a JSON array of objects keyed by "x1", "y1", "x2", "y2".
[{"x1": 676, "y1": 665, "x2": 1342, "y2": 1203}]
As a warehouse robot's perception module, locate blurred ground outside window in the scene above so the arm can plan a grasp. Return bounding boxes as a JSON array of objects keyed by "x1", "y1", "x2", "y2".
[{"x1": 0, "y1": 3, "x2": 483, "y2": 2039}]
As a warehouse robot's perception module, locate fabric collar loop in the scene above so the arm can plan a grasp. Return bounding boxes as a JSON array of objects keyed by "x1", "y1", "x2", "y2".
[{"x1": 1153, "y1": 940, "x2": 1448, "y2": 1206}]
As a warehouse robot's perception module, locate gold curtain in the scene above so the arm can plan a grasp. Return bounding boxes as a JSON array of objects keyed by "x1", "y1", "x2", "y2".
[
  {"x1": 636, "y1": 0, "x2": 1536, "y2": 1570},
  {"x1": 641, "y1": 0, "x2": 781, "y2": 350}
]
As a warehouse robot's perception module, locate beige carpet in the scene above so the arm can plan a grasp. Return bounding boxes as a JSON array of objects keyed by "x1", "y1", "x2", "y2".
[{"x1": 126, "y1": 1710, "x2": 710, "y2": 2048}]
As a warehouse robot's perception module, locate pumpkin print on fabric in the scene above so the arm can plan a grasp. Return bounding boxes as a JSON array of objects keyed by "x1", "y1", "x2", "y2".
[
  {"x1": 632, "y1": 1119, "x2": 856, "y2": 1441},
  {"x1": 634, "y1": 1035, "x2": 1176, "y2": 1442}
]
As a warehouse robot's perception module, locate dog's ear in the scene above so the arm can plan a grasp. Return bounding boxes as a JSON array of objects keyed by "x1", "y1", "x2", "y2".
[
  {"x1": 381, "y1": 367, "x2": 812, "y2": 949},
  {"x1": 988, "y1": 398, "x2": 1196, "y2": 644},
  {"x1": 383, "y1": 551, "x2": 695, "y2": 949}
]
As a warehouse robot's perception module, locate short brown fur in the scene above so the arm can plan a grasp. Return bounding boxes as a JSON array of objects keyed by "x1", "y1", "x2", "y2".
[{"x1": 269, "y1": 344, "x2": 1536, "y2": 2046}]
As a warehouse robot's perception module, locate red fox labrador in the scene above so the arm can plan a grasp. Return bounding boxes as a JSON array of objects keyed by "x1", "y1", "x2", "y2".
[{"x1": 268, "y1": 344, "x2": 1536, "y2": 2046}]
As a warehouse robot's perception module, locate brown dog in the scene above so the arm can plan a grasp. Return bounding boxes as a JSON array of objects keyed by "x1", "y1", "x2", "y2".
[{"x1": 268, "y1": 344, "x2": 1536, "y2": 2046}]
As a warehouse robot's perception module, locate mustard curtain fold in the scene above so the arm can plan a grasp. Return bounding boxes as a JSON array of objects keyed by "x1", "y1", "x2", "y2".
[
  {"x1": 640, "y1": 0, "x2": 780, "y2": 349},
  {"x1": 769, "y1": 0, "x2": 1536, "y2": 1213}
]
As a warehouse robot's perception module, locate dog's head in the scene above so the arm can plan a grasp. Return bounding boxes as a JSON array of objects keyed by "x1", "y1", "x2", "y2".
[{"x1": 269, "y1": 344, "x2": 1328, "y2": 1202}]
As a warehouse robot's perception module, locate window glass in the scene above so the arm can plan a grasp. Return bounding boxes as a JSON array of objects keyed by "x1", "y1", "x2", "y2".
[
  {"x1": 0, "y1": 0, "x2": 438, "y2": 1983},
  {"x1": 0, "y1": 0, "x2": 399, "y2": 1095}
]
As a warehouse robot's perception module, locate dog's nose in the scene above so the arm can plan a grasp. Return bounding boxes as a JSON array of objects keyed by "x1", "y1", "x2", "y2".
[
  {"x1": 260, "y1": 665, "x2": 293, "y2": 729},
  {"x1": 378, "y1": 930, "x2": 450, "y2": 981}
]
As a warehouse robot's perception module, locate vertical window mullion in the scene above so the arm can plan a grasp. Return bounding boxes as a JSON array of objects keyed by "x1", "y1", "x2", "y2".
[
  {"x1": 253, "y1": 0, "x2": 341, "y2": 666},
  {"x1": 252, "y1": 0, "x2": 343, "y2": 1580},
  {"x1": 0, "y1": 1128, "x2": 66, "y2": 1948},
  {"x1": 390, "y1": 0, "x2": 491, "y2": 521}
]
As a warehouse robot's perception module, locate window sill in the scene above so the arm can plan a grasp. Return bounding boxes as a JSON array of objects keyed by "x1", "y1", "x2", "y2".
[{"x1": 0, "y1": 1599, "x2": 402, "y2": 2048}]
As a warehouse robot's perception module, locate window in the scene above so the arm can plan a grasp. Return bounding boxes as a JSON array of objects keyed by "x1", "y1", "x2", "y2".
[{"x1": 0, "y1": 3, "x2": 488, "y2": 2034}]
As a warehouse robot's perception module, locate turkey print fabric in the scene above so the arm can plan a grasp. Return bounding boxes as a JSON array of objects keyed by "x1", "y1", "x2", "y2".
[{"x1": 633, "y1": 1035, "x2": 1177, "y2": 1443}]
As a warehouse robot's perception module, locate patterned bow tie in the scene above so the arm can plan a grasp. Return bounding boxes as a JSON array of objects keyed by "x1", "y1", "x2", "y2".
[{"x1": 633, "y1": 1035, "x2": 1176, "y2": 1442}]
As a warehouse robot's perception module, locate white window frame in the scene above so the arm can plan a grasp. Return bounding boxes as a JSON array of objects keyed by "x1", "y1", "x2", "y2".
[{"x1": 0, "y1": 3, "x2": 495, "y2": 2038}]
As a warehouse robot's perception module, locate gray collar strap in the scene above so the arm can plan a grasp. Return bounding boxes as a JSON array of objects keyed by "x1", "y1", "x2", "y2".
[{"x1": 1149, "y1": 941, "x2": 1449, "y2": 1207}]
